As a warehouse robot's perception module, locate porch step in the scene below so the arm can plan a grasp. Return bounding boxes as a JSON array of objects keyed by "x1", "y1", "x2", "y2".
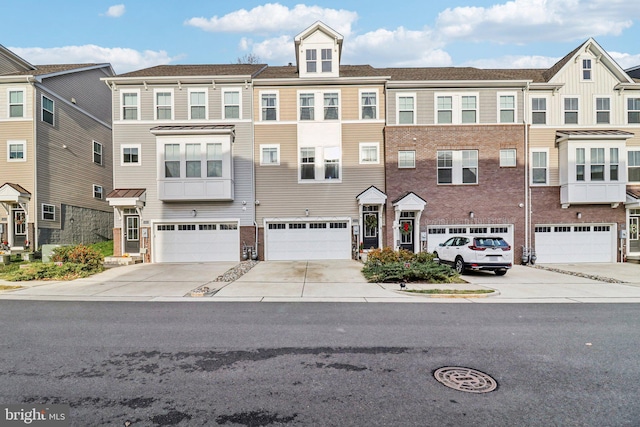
[
  {"x1": 626, "y1": 255, "x2": 640, "y2": 264},
  {"x1": 104, "y1": 256, "x2": 143, "y2": 267}
]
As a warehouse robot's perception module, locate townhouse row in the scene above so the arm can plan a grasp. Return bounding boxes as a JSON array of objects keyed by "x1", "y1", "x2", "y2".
[{"x1": 3, "y1": 22, "x2": 640, "y2": 264}]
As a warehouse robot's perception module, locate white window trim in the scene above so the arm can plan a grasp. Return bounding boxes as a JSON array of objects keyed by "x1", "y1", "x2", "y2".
[
  {"x1": 121, "y1": 143, "x2": 142, "y2": 166},
  {"x1": 531, "y1": 148, "x2": 549, "y2": 186},
  {"x1": 306, "y1": 49, "x2": 318, "y2": 74},
  {"x1": 41, "y1": 94, "x2": 54, "y2": 125},
  {"x1": 7, "y1": 140, "x2": 27, "y2": 162},
  {"x1": 222, "y1": 87, "x2": 242, "y2": 120},
  {"x1": 594, "y1": 95, "x2": 611, "y2": 125},
  {"x1": 562, "y1": 95, "x2": 580, "y2": 125},
  {"x1": 581, "y1": 57, "x2": 593, "y2": 82},
  {"x1": 93, "y1": 184, "x2": 104, "y2": 199},
  {"x1": 398, "y1": 150, "x2": 416, "y2": 169},
  {"x1": 93, "y1": 140, "x2": 103, "y2": 165},
  {"x1": 396, "y1": 92, "x2": 416, "y2": 125},
  {"x1": 121, "y1": 89, "x2": 140, "y2": 121},
  {"x1": 500, "y1": 149, "x2": 517, "y2": 167},
  {"x1": 297, "y1": 145, "x2": 343, "y2": 183},
  {"x1": 434, "y1": 92, "x2": 479, "y2": 124},
  {"x1": 259, "y1": 91, "x2": 279, "y2": 122},
  {"x1": 41, "y1": 203, "x2": 55, "y2": 221},
  {"x1": 625, "y1": 95, "x2": 640, "y2": 125},
  {"x1": 188, "y1": 87, "x2": 208, "y2": 121},
  {"x1": 629, "y1": 149, "x2": 640, "y2": 183},
  {"x1": 497, "y1": 92, "x2": 517, "y2": 123},
  {"x1": 359, "y1": 142, "x2": 380, "y2": 165},
  {"x1": 359, "y1": 89, "x2": 379, "y2": 121},
  {"x1": 296, "y1": 90, "x2": 341, "y2": 122},
  {"x1": 437, "y1": 150, "x2": 479, "y2": 185},
  {"x1": 571, "y1": 145, "x2": 624, "y2": 183},
  {"x1": 7, "y1": 88, "x2": 25, "y2": 119},
  {"x1": 531, "y1": 95, "x2": 549, "y2": 125},
  {"x1": 153, "y1": 88, "x2": 174, "y2": 121},
  {"x1": 260, "y1": 144, "x2": 280, "y2": 166}
]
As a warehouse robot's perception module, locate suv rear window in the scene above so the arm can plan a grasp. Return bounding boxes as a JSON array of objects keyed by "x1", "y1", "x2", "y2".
[{"x1": 474, "y1": 237, "x2": 509, "y2": 248}]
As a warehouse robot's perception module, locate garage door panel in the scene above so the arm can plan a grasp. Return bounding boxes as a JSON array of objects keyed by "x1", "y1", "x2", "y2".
[
  {"x1": 535, "y1": 224, "x2": 615, "y2": 263},
  {"x1": 155, "y1": 223, "x2": 239, "y2": 263},
  {"x1": 267, "y1": 221, "x2": 350, "y2": 261}
]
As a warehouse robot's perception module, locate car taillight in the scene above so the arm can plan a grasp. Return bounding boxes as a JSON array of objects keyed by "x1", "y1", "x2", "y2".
[
  {"x1": 501, "y1": 245, "x2": 511, "y2": 251},
  {"x1": 468, "y1": 245, "x2": 486, "y2": 251}
]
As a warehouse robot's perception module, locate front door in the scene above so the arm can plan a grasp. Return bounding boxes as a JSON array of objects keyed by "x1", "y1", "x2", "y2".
[
  {"x1": 12, "y1": 210, "x2": 26, "y2": 248},
  {"x1": 399, "y1": 218, "x2": 414, "y2": 252},
  {"x1": 124, "y1": 215, "x2": 140, "y2": 254},
  {"x1": 363, "y1": 212, "x2": 379, "y2": 250},
  {"x1": 630, "y1": 216, "x2": 640, "y2": 253}
]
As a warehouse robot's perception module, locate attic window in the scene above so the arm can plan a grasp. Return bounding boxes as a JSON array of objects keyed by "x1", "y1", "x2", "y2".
[
  {"x1": 582, "y1": 59, "x2": 592, "y2": 81},
  {"x1": 321, "y1": 49, "x2": 332, "y2": 72},
  {"x1": 306, "y1": 50, "x2": 317, "y2": 73}
]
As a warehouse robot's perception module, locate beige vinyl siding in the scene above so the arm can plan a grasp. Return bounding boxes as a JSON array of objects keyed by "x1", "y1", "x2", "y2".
[
  {"x1": 0, "y1": 120, "x2": 35, "y2": 215},
  {"x1": 42, "y1": 68, "x2": 113, "y2": 124},
  {"x1": 254, "y1": 122, "x2": 385, "y2": 223},
  {"x1": 529, "y1": 128, "x2": 559, "y2": 186},
  {"x1": 0, "y1": 55, "x2": 27, "y2": 75},
  {"x1": 0, "y1": 84, "x2": 34, "y2": 119},
  {"x1": 36, "y1": 88, "x2": 113, "y2": 229}
]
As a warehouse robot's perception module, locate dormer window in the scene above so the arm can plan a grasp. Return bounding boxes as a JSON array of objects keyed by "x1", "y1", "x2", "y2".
[
  {"x1": 582, "y1": 59, "x2": 592, "y2": 80},
  {"x1": 306, "y1": 50, "x2": 317, "y2": 73},
  {"x1": 321, "y1": 49, "x2": 332, "y2": 72}
]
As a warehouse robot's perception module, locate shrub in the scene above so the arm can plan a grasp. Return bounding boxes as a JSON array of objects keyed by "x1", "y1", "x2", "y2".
[
  {"x1": 52, "y1": 244, "x2": 104, "y2": 271},
  {"x1": 362, "y1": 249, "x2": 457, "y2": 283},
  {"x1": 5, "y1": 263, "x2": 94, "y2": 281}
]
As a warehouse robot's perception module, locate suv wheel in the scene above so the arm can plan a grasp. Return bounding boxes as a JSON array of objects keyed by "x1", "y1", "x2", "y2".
[
  {"x1": 454, "y1": 257, "x2": 465, "y2": 274},
  {"x1": 495, "y1": 269, "x2": 507, "y2": 276}
]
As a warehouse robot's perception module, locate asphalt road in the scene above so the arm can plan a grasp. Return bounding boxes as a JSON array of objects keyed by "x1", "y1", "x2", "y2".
[{"x1": 1, "y1": 302, "x2": 638, "y2": 426}]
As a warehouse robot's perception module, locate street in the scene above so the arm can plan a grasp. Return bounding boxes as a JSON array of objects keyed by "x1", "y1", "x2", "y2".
[{"x1": 1, "y1": 301, "x2": 638, "y2": 426}]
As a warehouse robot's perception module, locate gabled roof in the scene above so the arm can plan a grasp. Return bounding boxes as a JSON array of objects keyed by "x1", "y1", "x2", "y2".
[
  {"x1": 0, "y1": 183, "x2": 30, "y2": 195},
  {"x1": 294, "y1": 21, "x2": 344, "y2": 74},
  {"x1": 115, "y1": 64, "x2": 267, "y2": 78},
  {"x1": 106, "y1": 188, "x2": 146, "y2": 199}
]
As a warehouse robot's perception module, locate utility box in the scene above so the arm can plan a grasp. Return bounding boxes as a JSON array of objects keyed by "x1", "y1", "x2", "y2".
[{"x1": 42, "y1": 244, "x2": 64, "y2": 263}]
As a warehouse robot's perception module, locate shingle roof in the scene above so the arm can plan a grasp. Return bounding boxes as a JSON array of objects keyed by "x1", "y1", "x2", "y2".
[
  {"x1": 4, "y1": 64, "x2": 102, "y2": 77},
  {"x1": 557, "y1": 130, "x2": 635, "y2": 137},
  {"x1": 542, "y1": 44, "x2": 583, "y2": 82},
  {"x1": 116, "y1": 64, "x2": 267, "y2": 78},
  {"x1": 255, "y1": 64, "x2": 385, "y2": 79},
  {"x1": 106, "y1": 189, "x2": 146, "y2": 199},
  {"x1": 0, "y1": 183, "x2": 31, "y2": 194}
]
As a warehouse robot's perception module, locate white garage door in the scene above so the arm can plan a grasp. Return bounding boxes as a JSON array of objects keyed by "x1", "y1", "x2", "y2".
[
  {"x1": 426, "y1": 224, "x2": 514, "y2": 253},
  {"x1": 534, "y1": 224, "x2": 616, "y2": 263},
  {"x1": 266, "y1": 220, "x2": 351, "y2": 260},
  {"x1": 154, "y1": 222, "x2": 239, "y2": 263}
]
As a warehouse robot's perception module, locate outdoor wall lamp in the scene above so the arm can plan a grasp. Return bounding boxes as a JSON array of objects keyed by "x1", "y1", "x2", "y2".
[
  {"x1": 469, "y1": 211, "x2": 475, "y2": 218},
  {"x1": 192, "y1": 209, "x2": 197, "y2": 217},
  {"x1": 577, "y1": 212, "x2": 582, "y2": 219},
  {"x1": 305, "y1": 208, "x2": 309, "y2": 216}
]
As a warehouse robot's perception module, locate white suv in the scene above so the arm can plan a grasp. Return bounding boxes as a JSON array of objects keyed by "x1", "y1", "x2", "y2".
[{"x1": 434, "y1": 235, "x2": 513, "y2": 276}]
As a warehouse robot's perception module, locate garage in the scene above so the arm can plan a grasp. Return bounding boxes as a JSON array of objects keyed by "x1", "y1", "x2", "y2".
[
  {"x1": 154, "y1": 222, "x2": 239, "y2": 263},
  {"x1": 534, "y1": 224, "x2": 616, "y2": 263},
  {"x1": 265, "y1": 220, "x2": 351, "y2": 260}
]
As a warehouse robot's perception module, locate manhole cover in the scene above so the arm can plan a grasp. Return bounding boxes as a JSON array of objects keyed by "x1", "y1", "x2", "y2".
[{"x1": 433, "y1": 367, "x2": 497, "y2": 393}]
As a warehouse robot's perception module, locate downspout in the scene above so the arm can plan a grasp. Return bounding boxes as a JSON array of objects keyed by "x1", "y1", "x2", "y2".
[
  {"x1": 523, "y1": 82, "x2": 530, "y2": 259},
  {"x1": 249, "y1": 80, "x2": 259, "y2": 260},
  {"x1": 31, "y1": 77, "x2": 38, "y2": 250}
]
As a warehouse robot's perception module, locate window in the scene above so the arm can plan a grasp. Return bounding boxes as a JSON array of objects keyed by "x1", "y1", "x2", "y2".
[
  {"x1": 398, "y1": 150, "x2": 415, "y2": 169},
  {"x1": 122, "y1": 91, "x2": 139, "y2": 120},
  {"x1": 324, "y1": 93, "x2": 339, "y2": 120},
  {"x1": 500, "y1": 149, "x2": 516, "y2": 167},
  {"x1": 437, "y1": 150, "x2": 478, "y2": 184},
  {"x1": 531, "y1": 150, "x2": 548, "y2": 184},
  {"x1": 42, "y1": 204, "x2": 55, "y2": 221},
  {"x1": 155, "y1": 90, "x2": 172, "y2": 120},
  {"x1": 321, "y1": 49, "x2": 332, "y2": 72},
  {"x1": 361, "y1": 91, "x2": 377, "y2": 119},
  {"x1": 532, "y1": 98, "x2": 546, "y2": 124},
  {"x1": 461, "y1": 96, "x2": 477, "y2": 123},
  {"x1": 261, "y1": 144, "x2": 280, "y2": 165},
  {"x1": 359, "y1": 143, "x2": 379, "y2": 164},
  {"x1": 596, "y1": 97, "x2": 610, "y2": 124},
  {"x1": 9, "y1": 90, "x2": 24, "y2": 118},
  {"x1": 499, "y1": 94, "x2": 515, "y2": 123},
  {"x1": 93, "y1": 184, "x2": 103, "y2": 199},
  {"x1": 590, "y1": 148, "x2": 605, "y2": 181},
  {"x1": 610, "y1": 148, "x2": 619, "y2": 181},
  {"x1": 576, "y1": 148, "x2": 585, "y2": 181},
  {"x1": 93, "y1": 141, "x2": 103, "y2": 165},
  {"x1": 300, "y1": 147, "x2": 315, "y2": 179},
  {"x1": 398, "y1": 94, "x2": 415, "y2": 124},
  {"x1": 223, "y1": 90, "x2": 240, "y2": 119},
  {"x1": 186, "y1": 143, "x2": 201, "y2": 178},
  {"x1": 564, "y1": 97, "x2": 579, "y2": 124},
  {"x1": 628, "y1": 98, "x2": 640, "y2": 124},
  {"x1": 306, "y1": 49, "x2": 317, "y2": 73},
  {"x1": 189, "y1": 89, "x2": 207, "y2": 120},
  {"x1": 42, "y1": 95, "x2": 54, "y2": 125},
  {"x1": 324, "y1": 146, "x2": 340, "y2": 179},
  {"x1": 629, "y1": 151, "x2": 640, "y2": 182},
  {"x1": 300, "y1": 93, "x2": 314, "y2": 120},
  {"x1": 164, "y1": 144, "x2": 180, "y2": 178},
  {"x1": 7, "y1": 140, "x2": 26, "y2": 162},
  {"x1": 206, "y1": 143, "x2": 222, "y2": 177},
  {"x1": 261, "y1": 93, "x2": 277, "y2": 121},
  {"x1": 582, "y1": 59, "x2": 592, "y2": 80},
  {"x1": 122, "y1": 144, "x2": 140, "y2": 165},
  {"x1": 437, "y1": 96, "x2": 452, "y2": 124}
]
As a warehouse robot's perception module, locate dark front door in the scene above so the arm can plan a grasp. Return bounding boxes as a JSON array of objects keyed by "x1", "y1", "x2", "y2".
[
  {"x1": 363, "y1": 212, "x2": 379, "y2": 250},
  {"x1": 399, "y1": 218, "x2": 414, "y2": 252},
  {"x1": 12, "y1": 210, "x2": 26, "y2": 247},
  {"x1": 124, "y1": 215, "x2": 140, "y2": 254}
]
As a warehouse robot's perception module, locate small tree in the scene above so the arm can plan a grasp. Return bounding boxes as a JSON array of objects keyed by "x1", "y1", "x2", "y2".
[{"x1": 236, "y1": 53, "x2": 261, "y2": 64}]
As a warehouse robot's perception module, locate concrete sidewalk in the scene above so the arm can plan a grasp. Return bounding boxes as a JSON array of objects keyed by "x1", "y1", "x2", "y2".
[{"x1": 1, "y1": 260, "x2": 640, "y2": 303}]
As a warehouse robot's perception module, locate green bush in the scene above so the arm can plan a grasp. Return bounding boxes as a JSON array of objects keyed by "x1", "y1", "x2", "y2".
[
  {"x1": 5, "y1": 262, "x2": 96, "y2": 281},
  {"x1": 362, "y1": 248, "x2": 458, "y2": 283},
  {"x1": 52, "y1": 244, "x2": 104, "y2": 270}
]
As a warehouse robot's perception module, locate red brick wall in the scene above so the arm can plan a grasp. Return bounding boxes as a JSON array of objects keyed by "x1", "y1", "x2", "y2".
[
  {"x1": 240, "y1": 225, "x2": 257, "y2": 260},
  {"x1": 113, "y1": 228, "x2": 122, "y2": 256},
  {"x1": 384, "y1": 124, "x2": 527, "y2": 260}
]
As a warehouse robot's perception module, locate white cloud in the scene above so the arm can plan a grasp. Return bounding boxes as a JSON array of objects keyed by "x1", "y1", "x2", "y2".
[
  {"x1": 185, "y1": 3, "x2": 357, "y2": 37},
  {"x1": 104, "y1": 4, "x2": 125, "y2": 18},
  {"x1": 463, "y1": 55, "x2": 561, "y2": 69},
  {"x1": 436, "y1": 0, "x2": 637, "y2": 44},
  {"x1": 9, "y1": 45, "x2": 179, "y2": 74},
  {"x1": 609, "y1": 51, "x2": 640, "y2": 70},
  {"x1": 242, "y1": 36, "x2": 294, "y2": 65}
]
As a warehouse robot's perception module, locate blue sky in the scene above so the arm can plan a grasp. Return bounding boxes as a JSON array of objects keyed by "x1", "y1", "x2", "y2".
[{"x1": 2, "y1": 0, "x2": 640, "y2": 74}]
